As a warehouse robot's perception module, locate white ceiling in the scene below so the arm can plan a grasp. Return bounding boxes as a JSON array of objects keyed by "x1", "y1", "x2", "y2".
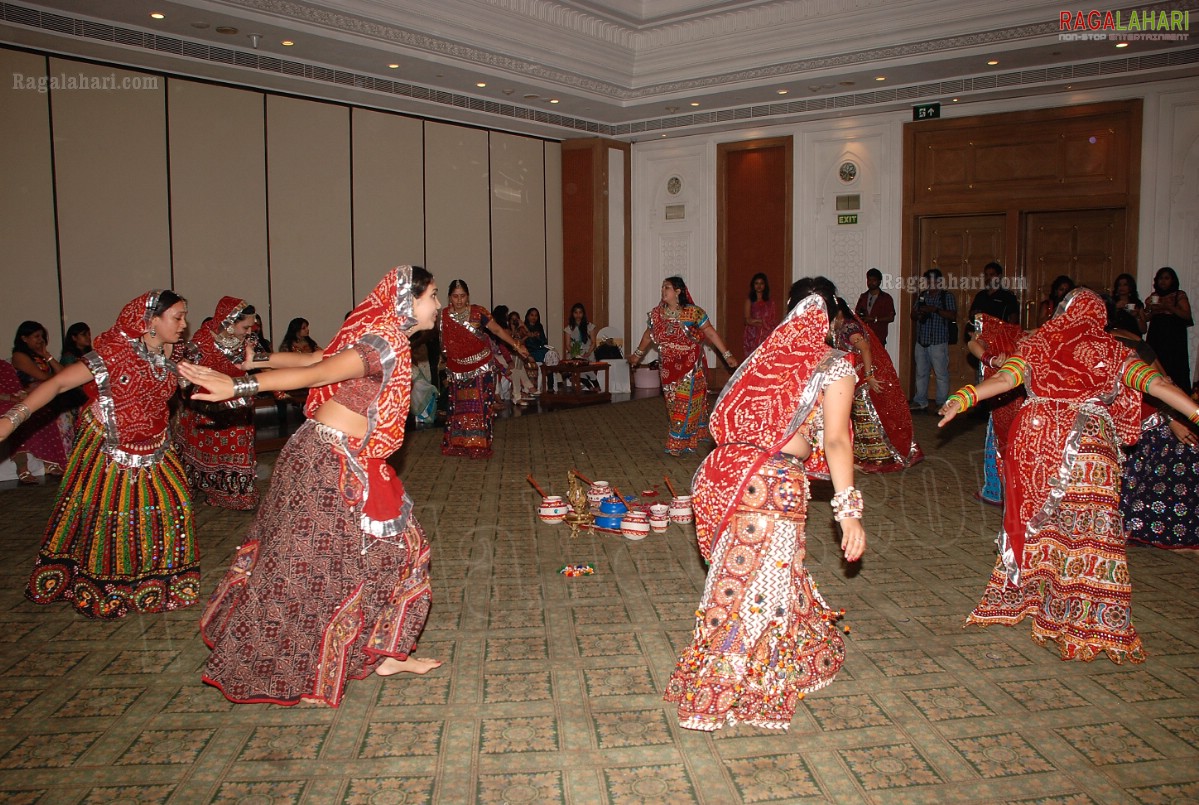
[{"x1": 2, "y1": 0, "x2": 1197, "y2": 139}]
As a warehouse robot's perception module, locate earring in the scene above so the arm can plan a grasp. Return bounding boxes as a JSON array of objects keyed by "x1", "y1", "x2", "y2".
[{"x1": 149, "y1": 326, "x2": 157, "y2": 338}]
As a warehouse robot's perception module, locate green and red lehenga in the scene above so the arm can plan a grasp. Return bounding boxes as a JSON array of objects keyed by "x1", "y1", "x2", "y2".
[{"x1": 26, "y1": 291, "x2": 199, "y2": 619}]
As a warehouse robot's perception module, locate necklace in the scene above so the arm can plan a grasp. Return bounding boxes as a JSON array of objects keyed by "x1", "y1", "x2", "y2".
[
  {"x1": 134, "y1": 337, "x2": 170, "y2": 380},
  {"x1": 449, "y1": 307, "x2": 469, "y2": 324},
  {"x1": 212, "y1": 328, "x2": 245, "y2": 361}
]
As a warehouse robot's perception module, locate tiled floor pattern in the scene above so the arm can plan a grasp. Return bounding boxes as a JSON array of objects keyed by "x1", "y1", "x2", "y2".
[{"x1": 0, "y1": 398, "x2": 1197, "y2": 803}]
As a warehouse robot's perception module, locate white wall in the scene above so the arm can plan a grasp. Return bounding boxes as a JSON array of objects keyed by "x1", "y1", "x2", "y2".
[{"x1": 632, "y1": 76, "x2": 1199, "y2": 378}]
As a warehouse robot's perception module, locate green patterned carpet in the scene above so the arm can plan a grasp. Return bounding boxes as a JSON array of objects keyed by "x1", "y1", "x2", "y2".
[{"x1": 1, "y1": 396, "x2": 1197, "y2": 804}]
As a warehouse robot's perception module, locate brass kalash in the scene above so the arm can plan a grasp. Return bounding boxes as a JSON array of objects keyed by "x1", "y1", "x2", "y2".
[{"x1": 563, "y1": 472, "x2": 593, "y2": 539}]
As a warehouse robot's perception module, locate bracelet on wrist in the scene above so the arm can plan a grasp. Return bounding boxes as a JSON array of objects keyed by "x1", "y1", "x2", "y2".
[
  {"x1": 231, "y1": 375, "x2": 260, "y2": 398},
  {"x1": 1190, "y1": 408, "x2": 1199, "y2": 426},
  {"x1": 830, "y1": 486, "x2": 864, "y2": 521},
  {"x1": 2, "y1": 402, "x2": 32, "y2": 429},
  {"x1": 947, "y1": 384, "x2": 978, "y2": 413}
]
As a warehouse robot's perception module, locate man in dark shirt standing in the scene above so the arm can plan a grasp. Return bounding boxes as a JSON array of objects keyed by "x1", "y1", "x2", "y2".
[
  {"x1": 968, "y1": 261, "x2": 1020, "y2": 325},
  {"x1": 855, "y1": 268, "x2": 896, "y2": 345}
]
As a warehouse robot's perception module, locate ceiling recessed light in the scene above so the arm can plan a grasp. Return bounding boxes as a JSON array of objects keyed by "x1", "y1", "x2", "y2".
[
  {"x1": 952, "y1": 97, "x2": 959, "y2": 102},
  {"x1": 281, "y1": 40, "x2": 294, "y2": 46},
  {"x1": 987, "y1": 59, "x2": 999, "y2": 66},
  {"x1": 215, "y1": 26, "x2": 238, "y2": 35},
  {"x1": 777, "y1": 89, "x2": 789, "y2": 95},
  {"x1": 150, "y1": 12, "x2": 165, "y2": 20},
  {"x1": 875, "y1": 76, "x2": 886, "y2": 81},
  {"x1": 838, "y1": 80, "x2": 854, "y2": 87},
  {"x1": 387, "y1": 63, "x2": 399, "y2": 69},
  {"x1": 690, "y1": 102, "x2": 700, "y2": 107},
  {"x1": 476, "y1": 82, "x2": 487, "y2": 88},
  {"x1": 1115, "y1": 41, "x2": 1129, "y2": 48},
  {"x1": 665, "y1": 105, "x2": 679, "y2": 113},
  {"x1": 549, "y1": 99, "x2": 559, "y2": 104},
  {"x1": 661, "y1": 134, "x2": 667, "y2": 138},
  {"x1": 190, "y1": 21, "x2": 209, "y2": 29}
]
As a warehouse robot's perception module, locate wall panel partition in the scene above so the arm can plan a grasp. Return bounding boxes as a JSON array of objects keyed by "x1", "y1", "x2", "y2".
[
  {"x1": 490, "y1": 132, "x2": 547, "y2": 322},
  {"x1": 0, "y1": 50, "x2": 58, "y2": 352},
  {"x1": 51, "y1": 59, "x2": 171, "y2": 334},
  {"x1": 425, "y1": 122, "x2": 491, "y2": 309},
  {"x1": 168, "y1": 80, "x2": 269, "y2": 328},
  {"x1": 351, "y1": 109, "x2": 425, "y2": 296},
  {"x1": 266, "y1": 95, "x2": 353, "y2": 347}
]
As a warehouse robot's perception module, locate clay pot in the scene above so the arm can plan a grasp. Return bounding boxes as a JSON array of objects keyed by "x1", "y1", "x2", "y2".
[
  {"x1": 537, "y1": 495, "x2": 567, "y2": 523},
  {"x1": 620, "y1": 510, "x2": 650, "y2": 541},
  {"x1": 586, "y1": 481, "x2": 611, "y2": 506},
  {"x1": 669, "y1": 494, "x2": 693, "y2": 524},
  {"x1": 649, "y1": 503, "x2": 670, "y2": 532}
]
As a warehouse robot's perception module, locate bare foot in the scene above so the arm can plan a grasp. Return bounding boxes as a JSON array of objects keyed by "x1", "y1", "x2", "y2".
[{"x1": 375, "y1": 656, "x2": 442, "y2": 677}]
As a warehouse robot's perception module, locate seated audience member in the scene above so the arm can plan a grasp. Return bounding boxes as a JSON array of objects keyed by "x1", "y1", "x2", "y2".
[{"x1": 279, "y1": 317, "x2": 320, "y2": 354}]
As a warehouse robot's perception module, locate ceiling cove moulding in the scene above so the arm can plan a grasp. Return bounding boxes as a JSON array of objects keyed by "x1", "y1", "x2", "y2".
[{"x1": 1, "y1": 0, "x2": 1198, "y2": 141}]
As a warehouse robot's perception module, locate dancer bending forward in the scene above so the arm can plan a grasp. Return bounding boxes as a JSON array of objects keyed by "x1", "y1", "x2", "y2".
[
  {"x1": 665, "y1": 282, "x2": 866, "y2": 730},
  {"x1": 182, "y1": 266, "x2": 442, "y2": 706}
]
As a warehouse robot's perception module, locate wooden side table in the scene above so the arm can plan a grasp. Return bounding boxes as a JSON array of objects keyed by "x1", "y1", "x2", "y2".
[{"x1": 540, "y1": 362, "x2": 611, "y2": 407}]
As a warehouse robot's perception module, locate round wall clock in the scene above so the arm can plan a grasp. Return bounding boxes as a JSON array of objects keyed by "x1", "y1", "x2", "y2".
[
  {"x1": 839, "y1": 161, "x2": 858, "y2": 183},
  {"x1": 666, "y1": 176, "x2": 682, "y2": 195}
]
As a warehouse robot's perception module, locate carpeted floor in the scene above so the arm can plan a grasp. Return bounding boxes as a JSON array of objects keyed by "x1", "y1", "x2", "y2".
[{"x1": 0, "y1": 396, "x2": 1197, "y2": 804}]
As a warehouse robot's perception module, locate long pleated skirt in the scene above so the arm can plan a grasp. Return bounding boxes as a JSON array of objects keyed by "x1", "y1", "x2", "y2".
[
  {"x1": 26, "y1": 411, "x2": 199, "y2": 619},
  {"x1": 200, "y1": 420, "x2": 432, "y2": 706}
]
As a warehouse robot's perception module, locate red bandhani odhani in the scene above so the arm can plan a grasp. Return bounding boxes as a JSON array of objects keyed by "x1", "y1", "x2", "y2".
[
  {"x1": 308, "y1": 267, "x2": 415, "y2": 535},
  {"x1": 666, "y1": 295, "x2": 855, "y2": 731},
  {"x1": 26, "y1": 290, "x2": 198, "y2": 619},
  {"x1": 440, "y1": 304, "x2": 497, "y2": 458},
  {"x1": 973, "y1": 313, "x2": 1025, "y2": 450},
  {"x1": 648, "y1": 304, "x2": 711, "y2": 453},
  {"x1": 177, "y1": 296, "x2": 258, "y2": 510},
  {"x1": 969, "y1": 289, "x2": 1146, "y2": 664}
]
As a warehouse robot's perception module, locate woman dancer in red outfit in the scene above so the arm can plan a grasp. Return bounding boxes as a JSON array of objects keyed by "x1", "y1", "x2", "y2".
[{"x1": 182, "y1": 266, "x2": 442, "y2": 705}]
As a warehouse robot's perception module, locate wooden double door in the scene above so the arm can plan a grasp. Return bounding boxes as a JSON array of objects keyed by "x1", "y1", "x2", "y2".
[{"x1": 916, "y1": 207, "x2": 1126, "y2": 394}]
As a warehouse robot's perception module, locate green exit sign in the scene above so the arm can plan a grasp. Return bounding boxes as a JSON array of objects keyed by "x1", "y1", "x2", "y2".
[
  {"x1": 913, "y1": 102, "x2": 941, "y2": 121},
  {"x1": 837, "y1": 214, "x2": 858, "y2": 225}
]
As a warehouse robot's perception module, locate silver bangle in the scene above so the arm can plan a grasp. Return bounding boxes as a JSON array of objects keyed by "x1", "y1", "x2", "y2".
[
  {"x1": 231, "y1": 375, "x2": 260, "y2": 397},
  {"x1": 2, "y1": 402, "x2": 31, "y2": 429}
]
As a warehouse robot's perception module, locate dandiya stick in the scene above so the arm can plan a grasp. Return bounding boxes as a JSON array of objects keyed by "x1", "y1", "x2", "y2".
[
  {"x1": 610, "y1": 484, "x2": 626, "y2": 504},
  {"x1": 571, "y1": 468, "x2": 593, "y2": 485},
  {"x1": 663, "y1": 475, "x2": 678, "y2": 498},
  {"x1": 526, "y1": 474, "x2": 548, "y2": 497}
]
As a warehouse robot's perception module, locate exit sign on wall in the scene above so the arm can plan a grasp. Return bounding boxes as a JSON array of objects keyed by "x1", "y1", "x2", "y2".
[{"x1": 913, "y1": 103, "x2": 941, "y2": 121}]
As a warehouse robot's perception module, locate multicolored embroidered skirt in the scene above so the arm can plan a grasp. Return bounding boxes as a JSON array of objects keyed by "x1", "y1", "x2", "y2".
[
  {"x1": 665, "y1": 453, "x2": 846, "y2": 730},
  {"x1": 441, "y1": 371, "x2": 496, "y2": 458},
  {"x1": 177, "y1": 403, "x2": 259, "y2": 510},
  {"x1": 664, "y1": 365, "x2": 709, "y2": 454},
  {"x1": 200, "y1": 420, "x2": 432, "y2": 706},
  {"x1": 967, "y1": 417, "x2": 1144, "y2": 663},
  {"x1": 25, "y1": 411, "x2": 199, "y2": 620}
]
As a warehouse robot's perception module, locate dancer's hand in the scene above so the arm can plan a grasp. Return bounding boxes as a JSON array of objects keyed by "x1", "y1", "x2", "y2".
[
  {"x1": 178, "y1": 362, "x2": 235, "y2": 402},
  {"x1": 866, "y1": 376, "x2": 883, "y2": 393},
  {"x1": 839, "y1": 517, "x2": 866, "y2": 562},
  {"x1": 937, "y1": 398, "x2": 962, "y2": 427}
]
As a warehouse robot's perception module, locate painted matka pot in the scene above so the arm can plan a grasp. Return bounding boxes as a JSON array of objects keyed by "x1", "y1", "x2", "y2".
[
  {"x1": 537, "y1": 496, "x2": 567, "y2": 523},
  {"x1": 648, "y1": 504, "x2": 670, "y2": 532},
  {"x1": 586, "y1": 481, "x2": 611, "y2": 506},
  {"x1": 668, "y1": 495, "x2": 693, "y2": 524},
  {"x1": 598, "y1": 497, "x2": 629, "y2": 517},
  {"x1": 620, "y1": 510, "x2": 650, "y2": 541}
]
